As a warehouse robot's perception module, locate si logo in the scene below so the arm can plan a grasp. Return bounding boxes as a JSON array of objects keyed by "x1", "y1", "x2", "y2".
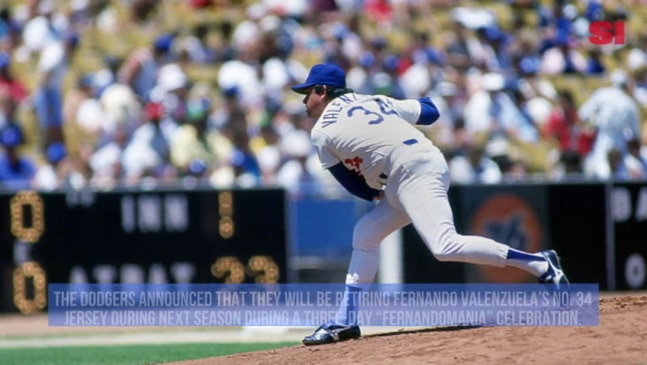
[
  {"x1": 589, "y1": 21, "x2": 626, "y2": 45},
  {"x1": 469, "y1": 194, "x2": 542, "y2": 283}
]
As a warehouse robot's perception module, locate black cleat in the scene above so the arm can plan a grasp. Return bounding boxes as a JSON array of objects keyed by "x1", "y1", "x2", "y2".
[
  {"x1": 538, "y1": 250, "x2": 570, "y2": 288},
  {"x1": 302, "y1": 321, "x2": 361, "y2": 346}
]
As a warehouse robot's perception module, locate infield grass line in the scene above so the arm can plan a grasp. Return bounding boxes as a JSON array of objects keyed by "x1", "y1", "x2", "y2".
[
  {"x1": 0, "y1": 342, "x2": 298, "y2": 365},
  {"x1": 0, "y1": 327, "x2": 243, "y2": 341}
]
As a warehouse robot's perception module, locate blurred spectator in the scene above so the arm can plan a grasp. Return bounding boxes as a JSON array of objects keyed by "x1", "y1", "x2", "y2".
[
  {"x1": 550, "y1": 149, "x2": 584, "y2": 181},
  {"x1": 463, "y1": 72, "x2": 539, "y2": 143},
  {"x1": 485, "y1": 137, "x2": 528, "y2": 181},
  {"x1": 211, "y1": 85, "x2": 244, "y2": 131},
  {"x1": 631, "y1": 65, "x2": 647, "y2": 108},
  {"x1": 345, "y1": 52, "x2": 372, "y2": 93},
  {"x1": 393, "y1": 51, "x2": 434, "y2": 99},
  {"x1": 474, "y1": 25, "x2": 509, "y2": 72},
  {"x1": 258, "y1": 28, "x2": 308, "y2": 111},
  {"x1": 63, "y1": 73, "x2": 104, "y2": 150},
  {"x1": 34, "y1": 32, "x2": 79, "y2": 148},
  {"x1": 255, "y1": 122, "x2": 281, "y2": 185},
  {"x1": 226, "y1": 120, "x2": 261, "y2": 187},
  {"x1": 129, "y1": 0, "x2": 160, "y2": 24},
  {"x1": 515, "y1": 79, "x2": 555, "y2": 132},
  {"x1": 32, "y1": 141, "x2": 68, "y2": 190},
  {"x1": 536, "y1": 0, "x2": 573, "y2": 54},
  {"x1": 89, "y1": 122, "x2": 130, "y2": 187},
  {"x1": 68, "y1": 0, "x2": 110, "y2": 28},
  {"x1": 424, "y1": 81, "x2": 463, "y2": 149},
  {"x1": 231, "y1": 3, "x2": 265, "y2": 52},
  {"x1": 544, "y1": 89, "x2": 594, "y2": 158},
  {"x1": 444, "y1": 20, "x2": 477, "y2": 72},
  {"x1": 584, "y1": 47, "x2": 606, "y2": 75},
  {"x1": 317, "y1": 20, "x2": 360, "y2": 71},
  {"x1": 0, "y1": 123, "x2": 36, "y2": 189},
  {"x1": 276, "y1": 128, "x2": 320, "y2": 195},
  {"x1": 579, "y1": 70, "x2": 641, "y2": 178},
  {"x1": 21, "y1": 0, "x2": 66, "y2": 54},
  {"x1": 442, "y1": 117, "x2": 475, "y2": 161},
  {"x1": 495, "y1": 153, "x2": 529, "y2": 182},
  {"x1": 624, "y1": 137, "x2": 647, "y2": 179},
  {"x1": 217, "y1": 46, "x2": 264, "y2": 111},
  {"x1": 627, "y1": 32, "x2": 647, "y2": 71},
  {"x1": 0, "y1": 88, "x2": 19, "y2": 132},
  {"x1": 608, "y1": 148, "x2": 631, "y2": 180},
  {"x1": 178, "y1": 23, "x2": 216, "y2": 64},
  {"x1": 363, "y1": 0, "x2": 394, "y2": 26},
  {"x1": 511, "y1": 32, "x2": 542, "y2": 78},
  {"x1": 119, "y1": 33, "x2": 175, "y2": 102},
  {"x1": 188, "y1": 0, "x2": 213, "y2": 10},
  {"x1": 169, "y1": 97, "x2": 231, "y2": 176},
  {"x1": 408, "y1": 31, "x2": 445, "y2": 69},
  {"x1": 448, "y1": 143, "x2": 502, "y2": 184},
  {"x1": 212, "y1": 20, "x2": 236, "y2": 63},
  {"x1": 153, "y1": 63, "x2": 191, "y2": 124},
  {"x1": 92, "y1": 55, "x2": 122, "y2": 97},
  {"x1": 540, "y1": 38, "x2": 587, "y2": 75},
  {"x1": 0, "y1": 52, "x2": 28, "y2": 104},
  {"x1": 121, "y1": 101, "x2": 175, "y2": 183},
  {"x1": 0, "y1": 6, "x2": 21, "y2": 51},
  {"x1": 228, "y1": 148, "x2": 261, "y2": 188},
  {"x1": 99, "y1": 82, "x2": 142, "y2": 136}
]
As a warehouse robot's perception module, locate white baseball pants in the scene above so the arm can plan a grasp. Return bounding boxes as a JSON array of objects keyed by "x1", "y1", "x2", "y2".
[{"x1": 345, "y1": 145, "x2": 509, "y2": 285}]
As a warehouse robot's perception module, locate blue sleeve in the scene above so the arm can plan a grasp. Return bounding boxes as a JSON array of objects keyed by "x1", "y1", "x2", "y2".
[
  {"x1": 416, "y1": 97, "x2": 440, "y2": 125},
  {"x1": 328, "y1": 163, "x2": 381, "y2": 202}
]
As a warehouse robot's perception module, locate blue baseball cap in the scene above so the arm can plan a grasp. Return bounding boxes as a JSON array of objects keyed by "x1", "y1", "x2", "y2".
[
  {"x1": 153, "y1": 33, "x2": 174, "y2": 53},
  {"x1": 46, "y1": 142, "x2": 67, "y2": 164},
  {"x1": 291, "y1": 63, "x2": 346, "y2": 94},
  {"x1": 0, "y1": 124, "x2": 23, "y2": 148}
]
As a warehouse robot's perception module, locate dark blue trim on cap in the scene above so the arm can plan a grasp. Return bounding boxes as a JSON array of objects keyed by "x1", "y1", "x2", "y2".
[{"x1": 403, "y1": 138, "x2": 418, "y2": 145}]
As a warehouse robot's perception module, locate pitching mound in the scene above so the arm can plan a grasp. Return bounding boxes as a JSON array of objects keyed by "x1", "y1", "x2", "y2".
[{"x1": 170, "y1": 295, "x2": 647, "y2": 365}]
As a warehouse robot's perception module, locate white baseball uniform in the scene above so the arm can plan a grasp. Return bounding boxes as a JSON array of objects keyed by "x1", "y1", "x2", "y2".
[
  {"x1": 310, "y1": 93, "x2": 510, "y2": 286},
  {"x1": 295, "y1": 65, "x2": 565, "y2": 344}
]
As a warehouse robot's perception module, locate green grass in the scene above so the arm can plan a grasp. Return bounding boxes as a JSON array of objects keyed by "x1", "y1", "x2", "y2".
[
  {"x1": 0, "y1": 327, "x2": 241, "y2": 341},
  {"x1": 0, "y1": 342, "x2": 298, "y2": 365}
]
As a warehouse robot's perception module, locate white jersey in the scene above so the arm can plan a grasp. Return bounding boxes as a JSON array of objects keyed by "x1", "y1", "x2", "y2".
[{"x1": 311, "y1": 93, "x2": 435, "y2": 189}]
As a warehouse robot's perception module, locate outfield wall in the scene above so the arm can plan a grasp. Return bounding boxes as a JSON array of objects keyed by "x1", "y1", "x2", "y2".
[{"x1": 402, "y1": 181, "x2": 646, "y2": 291}]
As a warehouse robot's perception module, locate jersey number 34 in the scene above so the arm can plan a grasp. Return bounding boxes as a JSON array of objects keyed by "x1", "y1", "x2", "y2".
[{"x1": 347, "y1": 99, "x2": 397, "y2": 125}]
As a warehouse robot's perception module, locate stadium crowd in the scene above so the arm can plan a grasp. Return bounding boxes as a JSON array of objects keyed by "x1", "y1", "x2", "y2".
[{"x1": 0, "y1": 0, "x2": 646, "y2": 195}]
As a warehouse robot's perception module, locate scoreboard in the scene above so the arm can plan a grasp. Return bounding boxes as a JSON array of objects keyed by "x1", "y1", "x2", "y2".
[{"x1": 0, "y1": 188, "x2": 288, "y2": 314}]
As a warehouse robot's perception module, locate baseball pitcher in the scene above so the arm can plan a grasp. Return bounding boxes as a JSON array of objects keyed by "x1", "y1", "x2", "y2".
[{"x1": 290, "y1": 64, "x2": 569, "y2": 346}]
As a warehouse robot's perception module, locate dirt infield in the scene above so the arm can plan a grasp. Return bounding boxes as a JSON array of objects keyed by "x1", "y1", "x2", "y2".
[
  {"x1": 171, "y1": 295, "x2": 647, "y2": 365},
  {"x1": 1, "y1": 294, "x2": 645, "y2": 364}
]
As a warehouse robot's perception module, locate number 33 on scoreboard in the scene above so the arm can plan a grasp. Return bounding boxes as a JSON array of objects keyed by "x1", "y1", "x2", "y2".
[{"x1": 211, "y1": 256, "x2": 280, "y2": 283}]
